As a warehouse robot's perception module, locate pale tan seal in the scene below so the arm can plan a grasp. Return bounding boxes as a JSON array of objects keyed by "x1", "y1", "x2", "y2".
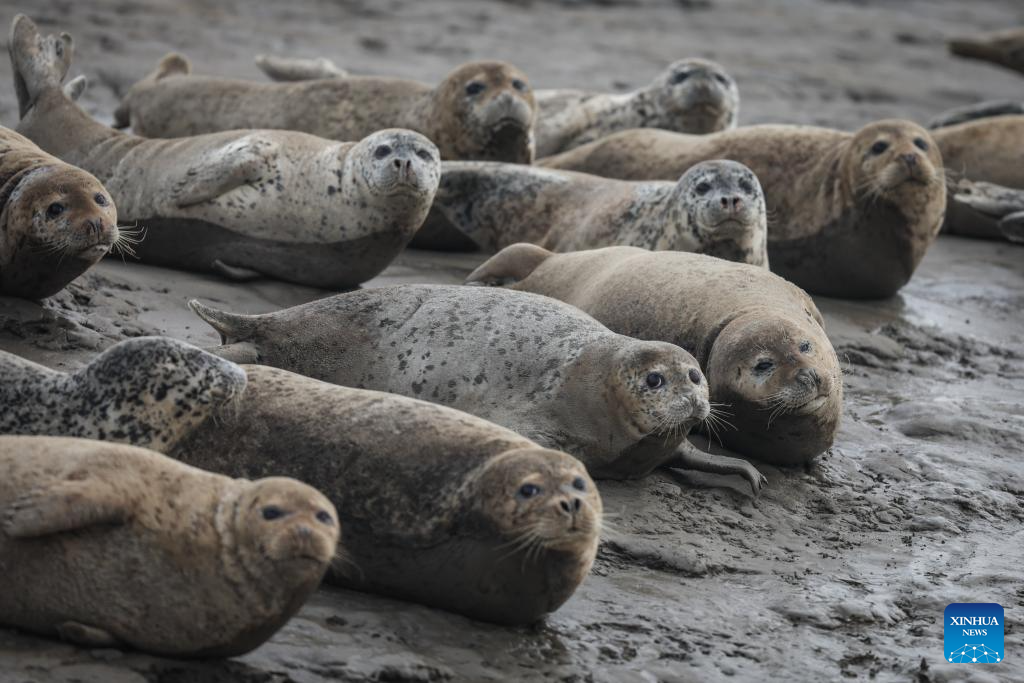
[
  {"x1": 0, "y1": 125, "x2": 117, "y2": 299},
  {"x1": 171, "y1": 364, "x2": 602, "y2": 625},
  {"x1": 188, "y1": 285, "x2": 766, "y2": 492},
  {"x1": 467, "y1": 245, "x2": 843, "y2": 467},
  {"x1": 540, "y1": 120, "x2": 947, "y2": 298},
  {"x1": 420, "y1": 159, "x2": 767, "y2": 265},
  {"x1": 534, "y1": 58, "x2": 740, "y2": 157},
  {"x1": 0, "y1": 435, "x2": 338, "y2": 657},
  {"x1": 115, "y1": 53, "x2": 537, "y2": 163},
  {"x1": 10, "y1": 15, "x2": 439, "y2": 288},
  {"x1": 948, "y1": 27, "x2": 1024, "y2": 76},
  {"x1": 0, "y1": 337, "x2": 247, "y2": 451}
]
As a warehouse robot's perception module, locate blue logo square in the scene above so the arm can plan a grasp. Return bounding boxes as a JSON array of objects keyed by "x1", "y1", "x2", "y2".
[{"x1": 944, "y1": 603, "x2": 1004, "y2": 664}]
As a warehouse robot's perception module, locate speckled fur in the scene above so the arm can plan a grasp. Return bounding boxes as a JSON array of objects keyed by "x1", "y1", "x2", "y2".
[
  {"x1": 540, "y1": 119, "x2": 947, "y2": 298},
  {"x1": 190, "y1": 285, "x2": 709, "y2": 479},
  {"x1": 116, "y1": 55, "x2": 536, "y2": 163},
  {"x1": 534, "y1": 58, "x2": 739, "y2": 157},
  {"x1": 431, "y1": 158, "x2": 767, "y2": 265},
  {"x1": 0, "y1": 435, "x2": 337, "y2": 657},
  {"x1": 468, "y1": 245, "x2": 843, "y2": 466},
  {"x1": 171, "y1": 364, "x2": 601, "y2": 625},
  {"x1": 9, "y1": 16, "x2": 440, "y2": 288},
  {"x1": 0, "y1": 337, "x2": 247, "y2": 452}
]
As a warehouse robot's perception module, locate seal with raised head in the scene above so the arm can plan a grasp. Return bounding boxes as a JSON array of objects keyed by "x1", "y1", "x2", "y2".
[
  {"x1": 0, "y1": 337, "x2": 247, "y2": 451},
  {"x1": 539, "y1": 120, "x2": 947, "y2": 298},
  {"x1": 0, "y1": 125, "x2": 117, "y2": 299},
  {"x1": 189, "y1": 285, "x2": 765, "y2": 492},
  {"x1": 171, "y1": 364, "x2": 602, "y2": 625},
  {"x1": 534, "y1": 58, "x2": 739, "y2": 157},
  {"x1": 0, "y1": 435, "x2": 338, "y2": 657},
  {"x1": 115, "y1": 53, "x2": 536, "y2": 163},
  {"x1": 948, "y1": 27, "x2": 1024, "y2": 76},
  {"x1": 467, "y1": 245, "x2": 843, "y2": 467},
  {"x1": 423, "y1": 158, "x2": 767, "y2": 265},
  {"x1": 10, "y1": 15, "x2": 440, "y2": 288}
]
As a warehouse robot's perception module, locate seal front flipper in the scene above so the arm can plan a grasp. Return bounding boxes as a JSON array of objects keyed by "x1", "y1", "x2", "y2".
[
  {"x1": 465, "y1": 243, "x2": 553, "y2": 286},
  {"x1": 56, "y1": 621, "x2": 120, "y2": 648},
  {"x1": 671, "y1": 441, "x2": 767, "y2": 495},
  {"x1": 3, "y1": 478, "x2": 134, "y2": 538},
  {"x1": 254, "y1": 54, "x2": 347, "y2": 82},
  {"x1": 213, "y1": 259, "x2": 263, "y2": 281},
  {"x1": 172, "y1": 136, "x2": 277, "y2": 208}
]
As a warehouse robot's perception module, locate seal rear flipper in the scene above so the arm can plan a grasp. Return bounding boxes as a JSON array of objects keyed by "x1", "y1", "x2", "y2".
[
  {"x1": 999, "y1": 211, "x2": 1024, "y2": 243},
  {"x1": 254, "y1": 53, "x2": 347, "y2": 81},
  {"x1": 188, "y1": 299, "x2": 260, "y2": 345},
  {"x1": 671, "y1": 441, "x2": 767, "y2": 496},
  {"x1": 9, "y1": 15, "x2": 74, "y2": 119},
  {"x1": 56, "y1": 621, "x2": 120, "y2": 648},
  {"x1": 465, "y1": 243, "x2": 553, "y2": 287},
  {"x1": 173, "y1": 137, "x2": 276, "y2": 207},
  {"x1": 3, "y1": 479, "x2": 133, "y2": 538}
]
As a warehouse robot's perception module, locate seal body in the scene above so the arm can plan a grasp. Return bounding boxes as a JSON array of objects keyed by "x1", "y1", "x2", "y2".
[
  {"x1": 189, "y1": 285, "x2": 711, "y2": 480},
  {"x1": 0, "y1": 435, "x2": 338, "y2": 657},
  {"x1": 9, "y1": 16, "x2": 440, "y2": 288},
  {"x1": 932, "y1": 115, "x2": 1024, "y2": 191},
  {"x1": 171, "y1": 364, "x2": 601, "y2": 625},
  {"x1": 535, "y1": 58, "x2": 739, "y2": 157},
  {"x1": 116, "y1": 56, "x2": 536, "y2": 163},
  {"x1": 467, "y1": 245, "x2": 843, "y2": 466},
  {"x1": 539, "y1": 120, "x2": 946, "y2": 298},
  {"x1": 422, "y1": 159, "x2": 767, "y2": 265},
  {"x1": 0, "y1": 337, "x2": 247, "y2": 451},
  {"x1": 948, "y1": 27, "x2": 1024, "y2": 75},
  {"x1": 0, "y1": 125, "x2": 117, "y2": 298}
]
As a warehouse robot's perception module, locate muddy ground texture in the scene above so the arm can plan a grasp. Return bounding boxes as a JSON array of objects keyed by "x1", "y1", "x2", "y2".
[{"x1": 1, "y1": 1, "x2": 1023, "y2": 681}]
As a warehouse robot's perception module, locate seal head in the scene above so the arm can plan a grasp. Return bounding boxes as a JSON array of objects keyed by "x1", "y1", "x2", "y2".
[
  {"x1": 349, "y1": 128, "x2": 441, "y2": 206},
  {"x1": 676, "y1": 159, "x2": 766, "y2": 245},
  {"x1": 651, "y1": 58, "x2": 739, "y2": 133}
]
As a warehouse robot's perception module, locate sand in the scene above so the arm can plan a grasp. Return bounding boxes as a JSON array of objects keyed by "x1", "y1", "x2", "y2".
[{"x1": 1, "y1": 1, "x2": 1022, "y2": 681}]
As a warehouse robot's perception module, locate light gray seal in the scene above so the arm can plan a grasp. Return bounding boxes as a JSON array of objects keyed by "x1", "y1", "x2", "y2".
[
  {"x1": 10, "y1": 15, "x2": 440, "y2": 288},
  {"x1": 189, "y1": 285, "x2": 766, "y2": 492}
]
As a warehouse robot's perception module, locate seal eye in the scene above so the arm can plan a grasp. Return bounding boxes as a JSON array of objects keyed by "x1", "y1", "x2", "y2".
[
  {"x1": 571, "y1": 477, "x2": 587, "y2": 492},
  {"x1": 913, "y1": 137, "x2": 929, "y2": 152},
  {"x1": 415, "y1": 148, "x2": 433, "y2": 161},
  {"x1": 46, "y1": 202, "x2": 66, "y2": 218},
  {"x1": 511, "y1": 78, "x2": 527, "y2": 92},
  {"x1": 695, "y1": 182, "x2": 712, "y2": 195},
  {"x1": 739, "y1": 180, "x2": 754, "y2": 194},
  {"x1": 869, "y1": 141, "x2": 889, "y2": 155},
  {"x1": 94, "y1": 193, "x2": 108, "y2": 207},
  {"x1": 799, "y1": 341, "x2": 811, "y2": 353},
  {"x1": 465, "y1": 81, "x2": 485, "y2": 96},
  {"x1": 315, "y1": 510, "x2": 334, "y2": 525},
  {"x1": 671, "y1": 71, "x2": 690, "y2": 85},
  {"x1": 753, "y1": 360, "x2": 774, "y2": 373},
  {"x1": 518, "y1": 483, "x2": 541, "y2": 499},
  {"x1": 714, "y1": 73, "x2": 729, "y2": 85},
  {"x1": 262, "y1": 505, "x2": 285, "y2": 521},
  {"x1": 373, "y1": 145, "x2": 392, "y2": 160},
  {"x1": 645, "y1": 372, "x2": 665, "y2": 389}
]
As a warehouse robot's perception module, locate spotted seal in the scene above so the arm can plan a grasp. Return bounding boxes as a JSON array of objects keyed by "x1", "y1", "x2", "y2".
[
  {"x1": 467, "y1": 245, "x2": 843, "y2": 467},
  {"x1": 0, "y1": 435, "x2": 338, "y2": 657},
  {"x1": 10, "y1": 15, "x2": 439, "y2": 288}
]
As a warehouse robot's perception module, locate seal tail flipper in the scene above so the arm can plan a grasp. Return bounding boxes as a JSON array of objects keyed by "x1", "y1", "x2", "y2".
[
  {"x1": 465, "y1": 243, "x2": 554, "y2": 287},
  {"x1": 254, "y1": 53, "x2": 347, "y2": 81},
  {"x1": 113, "y1": 52, "x2": 191, "y2": 129},
  {"x1": 62, "y1": 74, "x2": 86, "y2": 101},
  {"x1": 188, "y1": 299, "x2": 260, "y2": 345},
  {"x1": 9, "y1": 14, "x2": 74, "y2": 119}
]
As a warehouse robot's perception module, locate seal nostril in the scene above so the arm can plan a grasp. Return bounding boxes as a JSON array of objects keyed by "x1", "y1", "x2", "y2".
[
  {"x1": 572, "y1": 497, "x2": 582, "y2": 512},
  {"x1": 719, "y1": 196, "x2": 728, "y2": 208},
  {"x1": 688, "y1": 368, "x2": 702, "y2": 385},
  {"x1": 559, "y1": 499, "x2": 572, "y2": 514},
  {"x1": 393, "y1": 159, "x2": 402, "y2": 169}
]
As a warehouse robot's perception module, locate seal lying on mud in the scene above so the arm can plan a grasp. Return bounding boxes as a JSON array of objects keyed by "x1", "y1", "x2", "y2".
[
  {"x1": 0, "y1": 337, "x2": 247, "y2": 452},
  {"x1": 171, "y1": 364, "x2": 602, "y2": 625},
  {"x1": 0, "y1": 435, "x2": 338, "y2": 657},
  {"x1": 948, "y1": 27, "x2": 1024, "y2": 76},
  {"x1": 467, "y1": 245, "x2": 843, "y2": 467},
  {"x1": 116, "y1": 53, "x2": 536, "y2": 163},
  {"x1": 539, "y1": 120, "x2": 947, "y2": 298},
  {"x1": 190, "y1": 285, "x2": 766, "y2": 492},
  {"x1": 10, "y1": 15, "x2": 440, "y2": 288},
  {"x1": 252, "y1": 54, "x2": 738, "y2": 158},
  {"x1": 0, "y1": 126, "x2": 117, "y2": 299},
  {"x1": 946, "y1": 180, "x2": 1024, "y2": 243},
  {"x1": 421, "y1": 159, "x2": 767, "y2": 265}
]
